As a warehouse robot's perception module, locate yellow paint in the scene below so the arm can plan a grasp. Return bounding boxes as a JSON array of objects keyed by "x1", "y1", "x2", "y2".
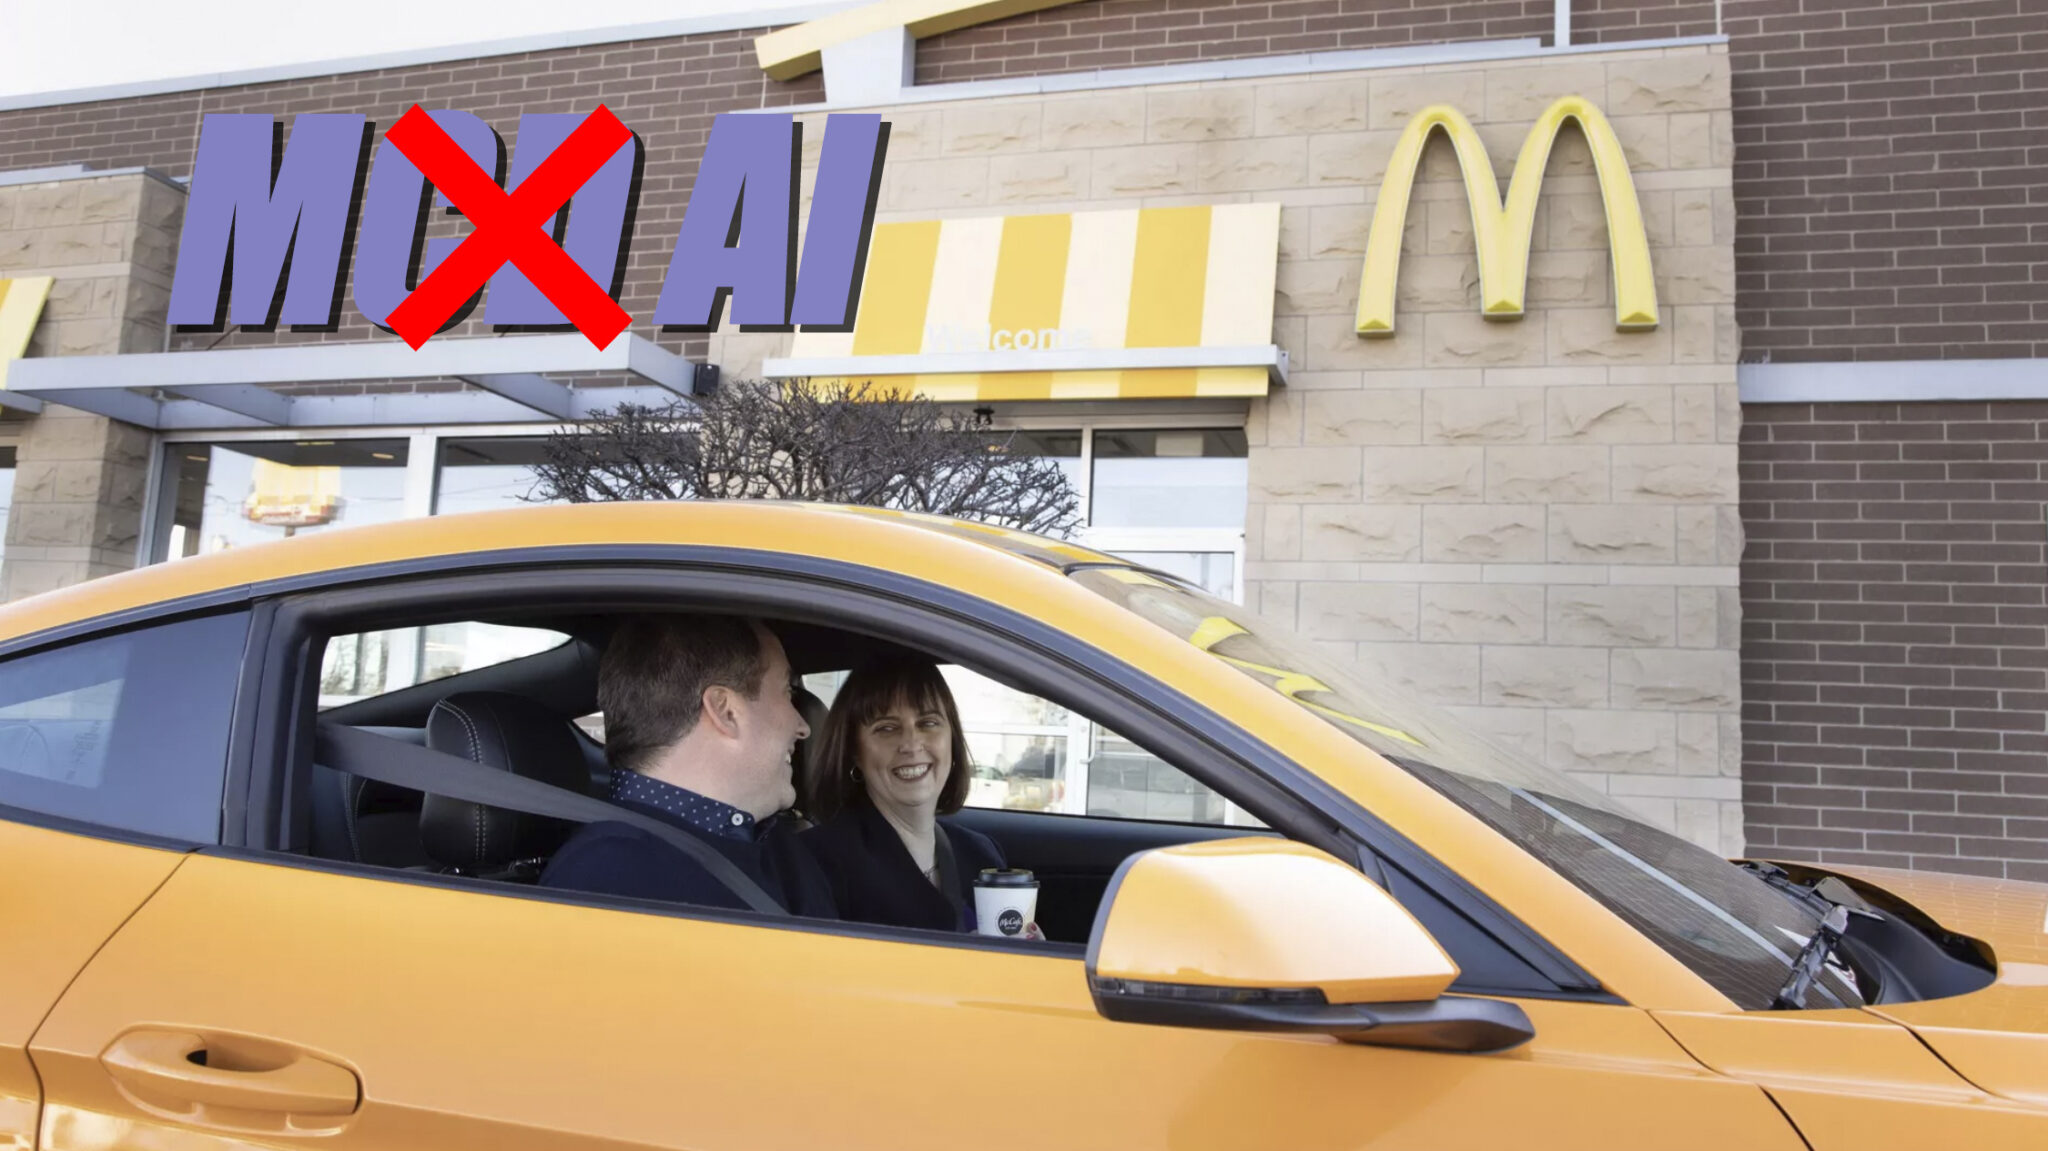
[
  {"x1": 0, "y1": 821, "x2": 185, "y2": 1151},
  {"x1": 1654, "y1": 1008, "x2": 2048, "y2": 1144},
  {"x1": 1355, "y1": 96, "x2": 1658, "y2": 337},
  {"x1": 849, "y1": 219, "x2": 943, "y2": 356},
  {"x1": 30, "y1": 849, "x2": 1811, "y2": 1151},
  {"x1": 988, "y1": 212, "x2": 1071, "y2": 338},
  {"x1": 1125, "y1": 205, "x2": 1210, "y2": 349},
  {"x1": 8, "y1": 519, "x2": 2048, "y2": 1145},
  {"x1": 0, "y1": 276, "x2": 53, "y2": 392},
  {"x1": 1093, "y1": 838, "x2": 1459, "y2": 1004},
  {"x1": 1819, "y1": 864, "x2": 2048, "y2": 1108},
  {"x1": 0, "y1": 502, "x2": 1757, "y2": 1010}
]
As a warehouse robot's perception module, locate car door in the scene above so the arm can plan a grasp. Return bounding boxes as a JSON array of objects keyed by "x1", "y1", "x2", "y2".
[
  {"x1": 0, "y1": 609, "x2": 252, "y2": 1150},
  {"x1": 0, "y1": 822, "x2": 183, "y2": 1151},
  {"x1": 29, "y1": 847, "x2": 1812, "y2": 1151}
]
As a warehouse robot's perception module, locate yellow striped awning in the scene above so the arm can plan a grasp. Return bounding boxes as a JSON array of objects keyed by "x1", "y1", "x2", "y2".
[
  {"x1": 770, "y1": 203, "x2": 1285, "y2": 402},
  {"x1": 0, "y1": 276, "x2": 53, "y2": 394}
]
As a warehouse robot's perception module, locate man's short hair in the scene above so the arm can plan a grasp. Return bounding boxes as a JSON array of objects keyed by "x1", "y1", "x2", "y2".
[{"x1": 599, "y1": 614, "x2": 771, "y2": 774}]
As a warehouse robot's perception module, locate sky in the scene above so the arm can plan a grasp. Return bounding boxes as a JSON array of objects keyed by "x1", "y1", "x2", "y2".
[{"x1": 0, "y1": 0, "x2": 841, "y2": 102}]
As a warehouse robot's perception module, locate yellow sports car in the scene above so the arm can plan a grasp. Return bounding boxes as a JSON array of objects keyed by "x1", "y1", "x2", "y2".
[{"x1": 0, "y1": 503, "x2": 2042, "y2": 1151}]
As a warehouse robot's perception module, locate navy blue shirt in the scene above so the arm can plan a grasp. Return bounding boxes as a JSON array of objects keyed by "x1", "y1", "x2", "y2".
[{"x1": 539, "y1": 771, "x2": 837, "y2": 917}]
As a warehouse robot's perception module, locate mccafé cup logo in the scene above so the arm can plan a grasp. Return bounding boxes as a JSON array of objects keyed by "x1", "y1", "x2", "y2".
[{"x1": 166, "y1": 107, "x2": 889, "y2": 349}]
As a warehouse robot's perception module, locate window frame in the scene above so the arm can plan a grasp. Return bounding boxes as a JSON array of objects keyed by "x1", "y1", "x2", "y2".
[{"x1": 229, "y1": 544, "x2": 1607, "y2": 998}]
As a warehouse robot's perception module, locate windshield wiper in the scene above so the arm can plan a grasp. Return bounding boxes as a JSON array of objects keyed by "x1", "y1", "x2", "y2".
[
  {"x1": 1741, "y1": 861, "x2": 1835, "y2": 917},
  {"x1": 1773, "y1": 904, "x2": 1852, "y2": 1010},
  {"x1": 1744, "y1": 863, "x2": 1884, "y2": 1009}
]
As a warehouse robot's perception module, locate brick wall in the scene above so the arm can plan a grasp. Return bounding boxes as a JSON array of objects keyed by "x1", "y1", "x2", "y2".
[
  {"x1": 1727, "y1": 0, "x2": 2048, "y2": 361},
  {"x1": 915, "y1": 0, "x2": 1549, "y2": 86},
  {"x1": 0, "y1": 29, "x2": 823, "y2": 360},
  {"x1": 915, "y1": 0, "x2": 1719, "y2": 86},
  {"x1": 1576, "y1": 0, "x2": 1718, "y2": 43},
  {"x1": 1741, "y1": 401, "x2": 2048, "y2": 880}
]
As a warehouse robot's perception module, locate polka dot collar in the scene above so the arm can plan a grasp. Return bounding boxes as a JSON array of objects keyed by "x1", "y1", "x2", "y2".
[{"x1": 611, "y1": 770, "x2": 760, "y2": 843}]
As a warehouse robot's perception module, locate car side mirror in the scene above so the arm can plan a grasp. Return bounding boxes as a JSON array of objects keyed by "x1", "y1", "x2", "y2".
[{"x1": 1085, "y1": 838, "x2": 1534, "y2": 1054}]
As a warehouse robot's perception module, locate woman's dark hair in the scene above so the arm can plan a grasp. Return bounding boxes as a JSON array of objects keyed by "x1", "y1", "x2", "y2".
[{"x1": 804, "y1": 658, "x2": 973, "y2": 823}]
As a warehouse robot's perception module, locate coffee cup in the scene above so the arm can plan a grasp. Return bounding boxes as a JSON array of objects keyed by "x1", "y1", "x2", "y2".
[{"x1": 973, "y1": 868, "x2": 1039, "y2": 938}]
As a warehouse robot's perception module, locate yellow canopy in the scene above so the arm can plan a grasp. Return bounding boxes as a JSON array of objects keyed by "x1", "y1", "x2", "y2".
[{"x1": 775, "y1": 203, "x2": 1284, "y2": 402}]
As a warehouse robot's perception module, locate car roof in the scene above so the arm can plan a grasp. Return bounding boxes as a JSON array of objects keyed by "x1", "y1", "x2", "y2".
[{"x1": 0, "y1": 502, "x2": 1134, "y2": 646}]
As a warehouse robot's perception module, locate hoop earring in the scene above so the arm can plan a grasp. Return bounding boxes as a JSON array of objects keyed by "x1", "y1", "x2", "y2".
[{"x1": 848, "y1": 766, "x2": 862, "y2": 783}]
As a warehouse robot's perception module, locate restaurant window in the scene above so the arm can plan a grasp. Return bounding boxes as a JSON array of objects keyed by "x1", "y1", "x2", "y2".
[
  {"x1": 434, "y1": 437, "x2": 556, "y2": 515},
  {"x1": 1090, "y1": 428, "x2": 1247, "y2": 529},
  {"x1": 159, "y1": 440, "x2": 409, "y2": 562},
  {"x1": 1001, "y1": 429, "x2": 1084, "y2": 518}
]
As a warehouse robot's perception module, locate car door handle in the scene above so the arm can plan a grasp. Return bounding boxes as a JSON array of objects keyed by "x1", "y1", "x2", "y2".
[{"x1": 101, "y1": 1028, "x2": 361, "y2": 1118}]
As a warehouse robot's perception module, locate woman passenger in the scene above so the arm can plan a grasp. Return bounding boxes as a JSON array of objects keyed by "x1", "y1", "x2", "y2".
[{"x1": 800, "y1": 658, "x2": 1010, "y2": 933}]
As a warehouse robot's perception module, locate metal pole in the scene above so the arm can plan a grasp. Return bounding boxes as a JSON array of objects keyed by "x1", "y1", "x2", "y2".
[{"x1": 1555, "y1": 0, "x2": 1571, "y2": 47}]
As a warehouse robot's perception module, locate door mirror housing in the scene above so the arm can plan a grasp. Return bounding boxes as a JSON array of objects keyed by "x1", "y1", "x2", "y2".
[{"x1": 1085, "y1": 838, "x2": 1534, "y2": 1054}]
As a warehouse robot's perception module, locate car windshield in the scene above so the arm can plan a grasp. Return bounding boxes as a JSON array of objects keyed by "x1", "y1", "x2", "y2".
[{"x1": 1072, "y1": 566, "x2": 1858, "y2": 1010}]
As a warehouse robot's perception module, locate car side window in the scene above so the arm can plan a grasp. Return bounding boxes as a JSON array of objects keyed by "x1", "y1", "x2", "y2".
[
  {"x1": 0, "y1": 612, "x2": 248, "y2": 841},
  {"x1": 804, "y1": 665, "x2": 1264, "y2": 828}
]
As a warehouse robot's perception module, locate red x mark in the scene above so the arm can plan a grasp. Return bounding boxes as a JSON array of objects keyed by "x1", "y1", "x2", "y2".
[{"x1": 385, "y1": 104, "x2": 633, "y2": 350}]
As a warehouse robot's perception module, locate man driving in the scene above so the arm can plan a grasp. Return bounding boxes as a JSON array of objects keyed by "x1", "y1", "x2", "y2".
[{"x1": 540, "y1": 613, "x2": 836, "y2": 916}]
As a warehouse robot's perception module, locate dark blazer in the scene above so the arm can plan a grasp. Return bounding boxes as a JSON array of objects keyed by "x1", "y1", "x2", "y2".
[
  {"x1": 541, "y1": 816, "x2": 838, "y2": 918},
  {"x1": 801, "y1": 804, "x2": 1006, "y2": 933}
]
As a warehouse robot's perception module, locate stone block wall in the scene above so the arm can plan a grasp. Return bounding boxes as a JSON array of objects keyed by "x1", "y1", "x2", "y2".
[
  {"x1": 0, "y1": 171, "x2": 184, "y2": 600},
  {"x1": 784, "y1": 43, "x2": 1744, "y2": 851}
]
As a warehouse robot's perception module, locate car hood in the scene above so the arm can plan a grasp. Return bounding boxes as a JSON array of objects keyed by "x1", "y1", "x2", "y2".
[{"x1": 1822, "y1": 864, "x2": 2048, "y2": 1107}]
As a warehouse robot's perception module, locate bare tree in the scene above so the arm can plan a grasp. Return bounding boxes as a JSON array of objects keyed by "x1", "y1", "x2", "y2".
[{"x1": 530, "y1": 379, "x2": 1081, "y2": 535}]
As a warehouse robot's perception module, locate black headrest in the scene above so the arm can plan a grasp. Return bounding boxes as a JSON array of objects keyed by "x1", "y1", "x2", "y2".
[{"x1": 420, "y1": 691, "x2": 591, "y2": 870}]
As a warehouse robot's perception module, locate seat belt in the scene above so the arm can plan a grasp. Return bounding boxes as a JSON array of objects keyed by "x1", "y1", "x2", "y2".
[{"x1": 314, "y1": 723, "x2": 790, "y2": 916}]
